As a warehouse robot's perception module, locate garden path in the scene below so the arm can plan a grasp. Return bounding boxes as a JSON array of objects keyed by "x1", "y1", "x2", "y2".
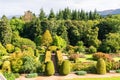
[{"x1": 16, "y1": 73, "x2": 120, "y2": 80}]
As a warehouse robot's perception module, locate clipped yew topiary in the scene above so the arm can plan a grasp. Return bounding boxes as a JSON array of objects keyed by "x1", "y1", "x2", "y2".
[
  {"x1": 45, "y1": 61, "x2": 55, "y2": 76},
  {"x1": 60, "y1": 60, "x2": 70, "y2": 75},
  {"x1": 96, "y1": 58, "x2": 106, "y2": 74}
]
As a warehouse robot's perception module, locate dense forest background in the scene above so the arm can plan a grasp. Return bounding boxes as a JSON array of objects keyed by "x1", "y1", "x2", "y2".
[{"x1": 0, "y1": 8, "x2": 120, "y2": 54}]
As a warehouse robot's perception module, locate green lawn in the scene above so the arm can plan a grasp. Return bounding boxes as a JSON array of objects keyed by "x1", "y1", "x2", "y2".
[
  {"x1": 78, "y1": 54, "x2": 96, "y2": 62},
  {"x1": 66, "y1": 77, "x2": 120, "y2": 80}
]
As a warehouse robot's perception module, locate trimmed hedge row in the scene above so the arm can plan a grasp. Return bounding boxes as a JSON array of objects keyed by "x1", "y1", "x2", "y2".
[{"x1": 44, "y1": 51, "x2": 51, "y2": 63}]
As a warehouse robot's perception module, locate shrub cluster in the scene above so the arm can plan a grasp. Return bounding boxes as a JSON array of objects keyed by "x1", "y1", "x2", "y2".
[
  {"x1": 93, "y1": 52, "x2": 113, "y2": 61},
  {"x1": 3, "y1": 72, "x2": 15, "y2": 80},
  {"x1": 72, "y1": 62, "x2": 96, "y2": 73}
]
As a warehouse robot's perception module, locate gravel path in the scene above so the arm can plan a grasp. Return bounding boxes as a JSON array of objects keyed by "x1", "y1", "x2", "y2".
[{"x1": 16, "y1": 73, "x2": 120, "y2": 80}]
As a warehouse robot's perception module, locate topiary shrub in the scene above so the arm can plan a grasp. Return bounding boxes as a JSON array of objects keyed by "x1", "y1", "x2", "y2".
[
  {"x1": 75, "y1": 71, "x2": 87, "y2": 75},
  {"x1": 45, "y1": 61, "x2": 55, "y2": 76},
  {"x1": 2, "y1": 61, "x2": 11, "y2": 73},
  {"x1": 96, "y1": 58, "x2": 106, "y2": 74},
  {"x1": 60, "y1": 60, "x2": 71, "y2": 75},
  {"x1": 44, "y1": 51, "x2": 51, "y2": 63}
]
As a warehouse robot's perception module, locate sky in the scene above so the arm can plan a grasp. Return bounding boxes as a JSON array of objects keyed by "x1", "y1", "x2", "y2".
[{"x1": 0, "y1": 0, "x2": 120, "y2": 16}]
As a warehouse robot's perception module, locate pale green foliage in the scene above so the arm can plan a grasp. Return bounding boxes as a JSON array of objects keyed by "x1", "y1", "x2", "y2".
[
  {"x1": 53, "y1": 35, "x2": 66, "y2": 49},
  {"x1": 10, "y1": 18, "x2": 24, "y2": 32},
  {"x1": 12, "y1": 37, "x2": 36, "y2": 49},
  {"x1": 21, "y1": 55, "x2": 38, "y2": 73}
]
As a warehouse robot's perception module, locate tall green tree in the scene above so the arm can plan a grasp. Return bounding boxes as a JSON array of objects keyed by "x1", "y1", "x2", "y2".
[
  {"x1": 39, "y1": 8, "x2": 46, "y2": 20},
  {"x1": 41, "y1": 30, "x2": 53, "y2": 47},
  {"x1": 48, "y1": 9, "x2": 55, "y2": 20},
  {"x1": 0, "y1": 15, "x2": 12, "y2": 46},
  {"x1": 63, "y1": 7, "x2": 71, "y2": 20},
  {"x1": 56, "y1": 10, "x2": 63, "y2": 20}
]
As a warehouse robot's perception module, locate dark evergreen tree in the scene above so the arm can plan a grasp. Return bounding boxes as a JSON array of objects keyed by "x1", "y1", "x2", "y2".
[
  {"x1": 63, "y1": 7, "x2": 71, "y2": 20},
  {"x1": 0, "y1": 15, "x2": 12, "y2": 46},
  {"x1": 39, "y1": 8, "x2": 46, "y2": 20},
  {"x1": 56, "y1": 10, "x2": 63, "y2": 20},
  {"x1": 48, "y1": 9, "x2": 56, "y2": 20}
]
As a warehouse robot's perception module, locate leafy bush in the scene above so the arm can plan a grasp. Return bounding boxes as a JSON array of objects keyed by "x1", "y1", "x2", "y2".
[
  {"x1": 25, "y1": 73, "x2": 38, "y2": 78},
  {"x1": 5, "y1": 44, "x2": 15, "y2": 53},
  {"x1": 93, "y1": 52, "x2": 113, "y2": 61},
  {"x1": 88, "y1": 46, "x2": 97, "y2": 53},
  {"x1": 14, "y1": 73, "x2": 20, "y2": 78},
  {"x1": 45, "y1": 61, "x2": 55, "y2": 76},
  {"x1": 75, "y1": 71, "x2": 87, "y2": 75},
  {"x1": 96, "y1": 58, "x2": 106, "y2": 74},
  {"x1": 0, "y1": 43, "x2": 7, "y2": 56},
  {"x1": 72, "y1": 62, "x2": 96, "y2": 73},
  {"x1": 3, "y1": 72, "x2": 15, "y2": 80},
  {"x1": 116, "y1": 69, "x2": 120, "y2": 73},
  {"x1": 2, "y1": 61, "x2": 11, "y2": 73},
  {"x1": 112, "y1": 61, "x2": 120, "y2": 70},
  {"x1": 60, "y1": 60, "x2": 70, "y2": 75},
  {"x1": 12, "y1": 37, "x2": 36, "y2": 49},
  {"x1": 11, "y1": 59, "x2": 23, "y2": 73},
  {"x1": 105, "y1": 61, "x2": 114, "y2": 72},
  {"x1": 21, "y1": 55, "x2": 38, "y2": 73}
]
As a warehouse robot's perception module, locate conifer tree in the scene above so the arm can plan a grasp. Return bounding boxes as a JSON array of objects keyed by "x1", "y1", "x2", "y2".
[{"x1": 41, "y1": 30, "x2": 53, "y2": 47}]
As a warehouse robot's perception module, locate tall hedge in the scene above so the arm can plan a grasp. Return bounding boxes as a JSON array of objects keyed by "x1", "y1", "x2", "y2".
[
  {"x1": 45, "y1": 61, "x2": 55, "y2": 76},
  {"x1": 44, "y1": 51, "x2": 51, "y2": 63},
  {"x1": 96, "y1": 58, "x2": 106, "y2": 74},
  {"x1": 60, "y1": 60, "x2": 70, "y2": 75}
]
